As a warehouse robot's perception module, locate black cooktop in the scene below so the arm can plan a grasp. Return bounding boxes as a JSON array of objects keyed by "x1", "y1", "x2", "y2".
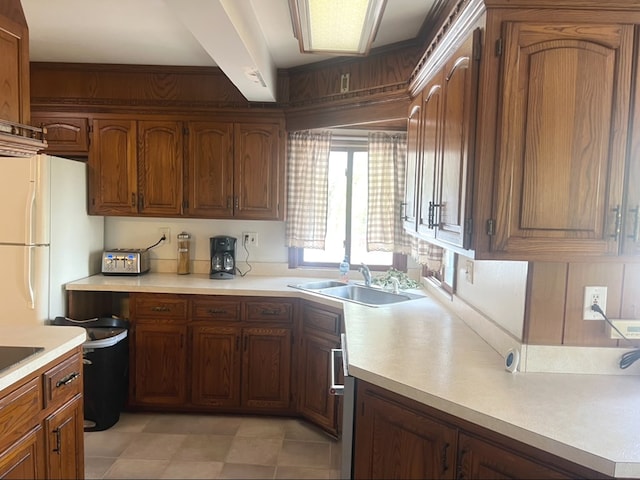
[{"x1": 0, "y1": 346, "x2": 44, "y2": 374}]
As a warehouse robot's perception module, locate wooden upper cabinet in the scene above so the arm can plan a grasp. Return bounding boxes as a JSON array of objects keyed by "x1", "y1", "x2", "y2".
[
  {"x1": 138, "y1": 121, "x2": 184, "y2": 216},
  {"x1": 185, "y1": 121, "x2": 234, "y2": 217},
  {"x1": 437, "y1": 31, "x2": 479, "y2": 249},
  {"x1": 403, "y1": 93, "x2": 423, "y2": 233},
  {"x1": 88, "y1": 119, "x2": 138, "y2": 215},
  {"x1": 407, "y1": 29, "x2": 479, "y2": 249},
  {"x1": 417, "y1": 76, "x2": 443, "y2": 239},
  {"x1": 491, "y1": 22, "x2": 634, "y2": 256},
  {"x1": 234, "y1": 123, "x2": 282, "y2": 220},
  {"x1": 0, "y1": 0, "x2": 29, "y2": 125},
  {"x1": 32, "y1": 115, "x2": 89, "y2": 155}
]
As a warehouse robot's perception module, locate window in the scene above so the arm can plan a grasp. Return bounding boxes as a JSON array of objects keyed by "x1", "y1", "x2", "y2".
[{"x1": 290, "y1": 139, "x2": 403, "y2": 271}]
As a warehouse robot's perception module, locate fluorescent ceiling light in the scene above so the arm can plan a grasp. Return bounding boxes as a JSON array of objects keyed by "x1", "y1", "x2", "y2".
[{"x1": 289, "y1": 0, "x2": 386, "y2": 55}]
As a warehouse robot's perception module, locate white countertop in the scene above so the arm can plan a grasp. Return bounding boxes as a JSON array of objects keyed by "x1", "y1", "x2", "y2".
[
  {"x1": 0, "y1": 325, "x2": 86, "y2": 393},
  {"x1": 66, "y1": 272, "x2": 640, "y2": 478}
]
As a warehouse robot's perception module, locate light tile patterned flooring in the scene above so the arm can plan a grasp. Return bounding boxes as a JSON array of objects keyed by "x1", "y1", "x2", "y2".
[{"x1": 84, "y1": 412, "x2": 341, "y2": 479}]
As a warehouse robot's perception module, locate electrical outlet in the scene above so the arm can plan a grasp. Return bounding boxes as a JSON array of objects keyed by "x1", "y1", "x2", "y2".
[
  {"x1": 583, "y1": 286, "x2": 607, "y2": 320},
  {"x1": 464, "y1": 260, "x2": 474, "y2": 284},
  {"x1": 242, "y1": 232, "x2": 258, "y2": 247},
  {"x1": 159, "y1": 227, "x2": 171, "y2": 244}
]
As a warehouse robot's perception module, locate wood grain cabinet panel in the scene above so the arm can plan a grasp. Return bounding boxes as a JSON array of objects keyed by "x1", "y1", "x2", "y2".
[
  {"x1": 44, "y1": 395, "x2": 84, "y2": 480},
  {"x1": 241, "y1": 327, "x2": 292, "y2": 410},
  {"x1": 0, "y1": 427, "x2": 42, "y2": 480},
  {"x1": 138, "y1": 120, "x2": 184, "y2": 216},
  {"x1": 491, "y1": 22, "x2": 633, "y2": 256},
  {"x1": 185, "y1": 121, "x2": 234, "y2": 217},
  {"x1": 31, "y1": 116, "x2": 89, "y2": 155},
  {"x1": 298, "y1": 301, "x2": 343, "y2": 436},
  {"x1": 88, "y1": 118, "x2": 138, "y2": 215},
  {"x1": 132, "y1": 323, "x2": 187, "y2": 406},
  {"x1": 190, "y1": 325, "x2": 242, "y2": 408},
  {"x1": 406, "y1": 29, "x2": 479, "y2": 249},
  {"x1": 233, "y1": 123, "x2": 282, "y2": 220}
]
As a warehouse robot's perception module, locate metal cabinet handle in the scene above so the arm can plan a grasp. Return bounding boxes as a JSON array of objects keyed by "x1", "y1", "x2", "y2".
[
  {"x1": 207, "y1": 308, "x2": 228, "y2": 315},
  {"x1": 428, "y1": 201, "x2": 442, "y2": 229},
  {"x1": 152, "y1": 306, "x2": 170, "y2": 312},
  {"x1": 441, "y1": 443, "x2": 450, "y2": 474},
  {"x1": 260, "y1": 309, "x2": 281, "y2": 316},
  {"x1": 628, "y1": 206, "x2": 639, "y2": 242},
  {"x1": 56, "y1": 371, "x2": 80, "y2": 388},
  {"x1": 329, "y1": 348, "x2": 344, "y2": 396},
  {"x1": 234, "y1": 197, "x2": 239, "y2": 209},
  {"x1": 400, "y1": 201, "x2": 408, "y2": 221},
  {"x1": 53, "y1": 427, "x2": 62, "y2": 454},
  {"x1": 611, "y1": 204, "x2": 622, "y2": 241},
  {"x1": 131, "y1": 193, "x2": 136, "y2": 207}
]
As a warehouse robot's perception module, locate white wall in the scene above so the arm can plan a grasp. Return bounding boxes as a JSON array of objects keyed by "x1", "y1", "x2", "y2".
[
  {"x1": 454, "y1": 258, "x2": 528, "y2": 339},
  {"x1": 105, "y1": 217, "x2": 288, "y2": 263}
]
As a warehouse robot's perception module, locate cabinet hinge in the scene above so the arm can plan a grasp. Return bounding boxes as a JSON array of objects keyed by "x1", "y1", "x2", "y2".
[
  {"x1": 183, "y1": 126, "x2": 189, "y2": 135},
  {"x1": 183, "y1": 200, "x2": 189, "y2": 210},
  {"x1": 486, "y1": 219, "x2": 496, "y2": 236},
  {"x1": 464, "y1": 218, "x2": 473, "y2": 234},
  {"x1": 473, "y1": 30, "x2": 482, "y2": 61},
  {"x1": 495, "y1": 38, "x2": 503, "y2": 57}
]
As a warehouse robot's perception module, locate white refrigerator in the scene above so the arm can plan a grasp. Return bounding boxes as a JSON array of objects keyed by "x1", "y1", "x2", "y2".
[{"x1": 0, "y1": 155, "x2": 104, "y2": 325}]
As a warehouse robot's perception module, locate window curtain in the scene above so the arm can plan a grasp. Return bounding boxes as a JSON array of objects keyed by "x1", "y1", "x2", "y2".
[
  {"x1": 367, "y1": 131, "x2": 444, "y2": 270},
  {"x1": 285, "y1": 131, "x2": 332, "y2": 248}
]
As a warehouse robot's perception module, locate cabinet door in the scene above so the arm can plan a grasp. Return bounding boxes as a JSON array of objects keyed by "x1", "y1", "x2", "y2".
[
  {"x1": 190, "y1": 325, "x2": 242, "y2": 408},
  {"x1": 234, "y1": 123, "x2": 282, "y2": 220},
  {"x1": 417, "y1": 76, "x2": 444, "y2": 239},
  {"x1": 0, "y1": 426, "x2": 42, "y2": 480},
  {"x1": 404, "y1": 93, "x2": 423, "y2": 233},
  {"x1": 45, "y1": 395, "x2": 84, "y2": 480},
  {"x1": 492, "y1": 22, "x2": 633, "y2": 256},
  {"x1": 89, "y1": 119, "x2": 138, "y2": 215},
  {"x1": 298, "y1": 334, "x2": 341, "y2": 436},
  {"x1": 138, "y1": 120, "x2": 184, "y2": 216},
  {"x1": 133, "y1": 323, "x2": 187, "y2": 406},
  {"x1": 457, "y1": 433, "x2": 571, "y2": 479},
  {"x1": 354, "y1": 383, "x2": 457, "y2": 480},
  {"x1": 241, "y1": 327, "x2": 291, "y2": 410},
  {"x1": 0, "y1": 15, "x2": 28, "y2": 124},
  {"x1": 32, "y1": 115, "x2": 89, "y2": 155},
  {"x1": 436, "y1": 31, "x2": 479, "y2": 248},
  {"x1": 185, "y1": 121, "x2": 234, "y2": 217},
  {"x1": 623, "y1": 59, "x2": 640, "y2": 256}
]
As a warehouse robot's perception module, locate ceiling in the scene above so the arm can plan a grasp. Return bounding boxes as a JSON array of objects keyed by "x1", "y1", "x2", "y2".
[{"x1": 21, "y1": 0, "x2": 437, "y2": 103}]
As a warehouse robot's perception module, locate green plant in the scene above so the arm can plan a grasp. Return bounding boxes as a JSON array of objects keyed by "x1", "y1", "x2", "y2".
[{"x1": 372, "y1": 268, "x2": 421, "y2": 290}]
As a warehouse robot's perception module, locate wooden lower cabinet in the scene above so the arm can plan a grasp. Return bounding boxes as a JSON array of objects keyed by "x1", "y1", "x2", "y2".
[
  {"x1": 0, "y1": 427, "x2": 42, "y2": 479},
  {"x1": 297, "y1": 301, "x2": 343, "y2": 436},
  {"x1": 44, "y1": 395, "x2": 84, "y2": 480},
  {"x1": 353, "y1": 381, "x2": 608, "y2": 480},
  {"x1": 130, "y1": 293, "x2": 293, "y2": 414},
  {"x1": 132, "y1": 323, "x2": 188, "y2": 406},
  {"x1": 0, "y1": 348, "x2": 84, "y2": 480}
]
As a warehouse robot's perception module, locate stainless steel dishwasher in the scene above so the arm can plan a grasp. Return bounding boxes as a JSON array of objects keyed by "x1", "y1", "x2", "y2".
[{"x1": 331, "y1": 333, "x2": 355, "y2": 480}]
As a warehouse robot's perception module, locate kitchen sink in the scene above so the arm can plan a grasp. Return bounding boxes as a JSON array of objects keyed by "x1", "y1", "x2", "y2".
[{"x1": 289, "y1": 281, "x2": 423, "y2": 307}]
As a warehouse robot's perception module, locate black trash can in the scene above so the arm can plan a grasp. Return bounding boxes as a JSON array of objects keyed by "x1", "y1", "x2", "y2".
[{"x1": 52, "y1": 316, "x2": 129, "y2": 431}]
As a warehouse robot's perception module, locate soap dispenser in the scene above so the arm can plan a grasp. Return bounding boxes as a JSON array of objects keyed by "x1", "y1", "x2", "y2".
[{"x1": 339, "y1": 256, "x2": 350, "y2": 282}]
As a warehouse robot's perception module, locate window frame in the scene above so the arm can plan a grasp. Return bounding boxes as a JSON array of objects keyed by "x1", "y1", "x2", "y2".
[{"x1": 287, "y1": 135, "x2": 407, "y2": 272}]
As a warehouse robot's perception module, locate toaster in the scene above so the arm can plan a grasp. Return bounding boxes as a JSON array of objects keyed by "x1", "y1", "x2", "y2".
[{"x1": 101, "y1": 249, "x2": 150, "y2": 275}]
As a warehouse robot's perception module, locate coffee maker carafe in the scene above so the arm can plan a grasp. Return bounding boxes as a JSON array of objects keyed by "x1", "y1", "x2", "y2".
[{"x1": 210, "y1": 236, "x2": 236, "y2": 279}]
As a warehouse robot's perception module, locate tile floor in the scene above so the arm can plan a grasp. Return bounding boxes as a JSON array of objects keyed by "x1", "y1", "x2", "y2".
[{"x1": 84, "y1": 412, "x2": 341, "y2": 479}]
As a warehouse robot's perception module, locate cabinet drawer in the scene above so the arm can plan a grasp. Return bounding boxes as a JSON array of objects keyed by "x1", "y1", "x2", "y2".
[
  {"x1": 302, "y1": 303, "x2": 342, "y2": 337},
  {"x1": 44, "y1": 353, "x2": 82, "y2": 408},
  {"x1": 0, "y1": 378, "x2": 42, "y2": 441},
  {"x1": 133, "y1": 294, "x2": 188, "y2": 320},
  {"x1": 192, "y1": 298, "x2": 240, "y2": 322},
  {"x1": 244, "y1": 300, "x2": 293, "y2": 323}
]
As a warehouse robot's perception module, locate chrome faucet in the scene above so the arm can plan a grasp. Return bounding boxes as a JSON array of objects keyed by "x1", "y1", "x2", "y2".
[
  {"x1": 359, "y1": 263, "x2": 372, "y2": 287},
  {"x1": 389, "y1": 277, "x2": 401, "y2": 294}
]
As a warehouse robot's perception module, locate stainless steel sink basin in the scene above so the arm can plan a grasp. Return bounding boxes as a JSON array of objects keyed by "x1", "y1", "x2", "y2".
[
  {"x1": 289, "y1": 280, "x2": 349, "y2": 290},
  {"x1": 289, "y1": 281, "x2": 423, "y2": 307}
]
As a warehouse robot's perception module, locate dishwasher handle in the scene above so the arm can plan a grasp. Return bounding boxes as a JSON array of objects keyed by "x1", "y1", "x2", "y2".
[{"x1": 329, "y1": 348, "x2": 345, "y2": 396}]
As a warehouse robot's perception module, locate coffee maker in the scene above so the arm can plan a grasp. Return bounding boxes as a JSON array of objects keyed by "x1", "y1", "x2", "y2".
[{"x1": 210, "y1": 236, "x2": 236, "y2": 279}]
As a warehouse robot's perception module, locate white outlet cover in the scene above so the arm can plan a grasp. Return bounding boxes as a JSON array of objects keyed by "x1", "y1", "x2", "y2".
[{"x1": 583, "y1": 286, "x2": 607, "y2": 321}]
